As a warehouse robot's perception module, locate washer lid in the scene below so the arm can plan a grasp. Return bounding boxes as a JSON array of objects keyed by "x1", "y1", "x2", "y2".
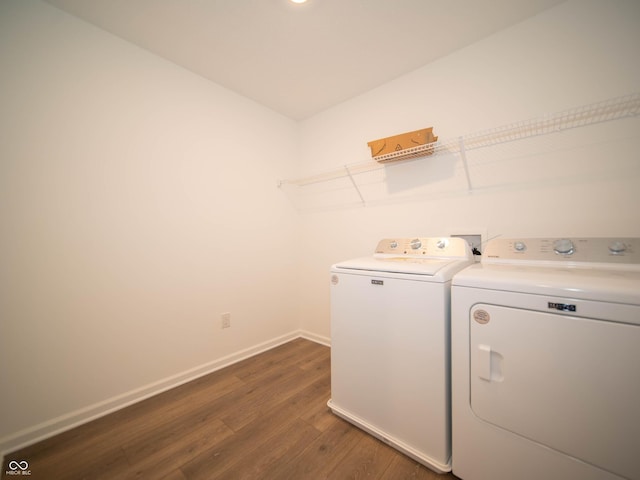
[
  {"x1": 332, "y1": 237, "x2": 474, "y2": 280},
  {"x1": 334, "y1": 256, "x2": 454, "y2": 276}
]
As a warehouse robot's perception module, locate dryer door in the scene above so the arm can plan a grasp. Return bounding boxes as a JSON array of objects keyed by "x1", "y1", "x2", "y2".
[{"x1": 469, "y1": 303, "x2": 640, "y2": 480}]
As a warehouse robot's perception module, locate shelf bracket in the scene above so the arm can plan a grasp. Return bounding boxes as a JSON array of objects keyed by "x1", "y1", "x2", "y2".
[
  {"x1": 344, "y1": 165, "x2": 366, "y2": 206},
  {"x1": 459, "y1": 136, "x2": 473, "y2": 191}
]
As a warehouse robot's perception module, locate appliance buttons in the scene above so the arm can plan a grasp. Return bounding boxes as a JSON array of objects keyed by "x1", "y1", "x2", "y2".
[
  {"x1": 608, "y1": 241, "x2": 626, "y2": 254},
  {"x1": 553, "y1": 239, "x2": 575, "y2": 255},
  {"x1": 437, "y1": 238, "x2": 449, "y2": 249}
]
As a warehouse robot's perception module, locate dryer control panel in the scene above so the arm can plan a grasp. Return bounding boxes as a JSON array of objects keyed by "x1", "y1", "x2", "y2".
[
  {"x1": 483, "y1": 237, "x2": 640, "y2": 265},
  {"x1": 374, "y1": 237, "x2": 471, "y2": 258}
]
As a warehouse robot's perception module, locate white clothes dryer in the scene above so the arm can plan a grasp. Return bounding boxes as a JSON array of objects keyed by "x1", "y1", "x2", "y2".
[
  {"x1": 451, "y1": 237, "x2": 640, "y2": 480},
  {"x1": 328, "y1": 237, "x2": 474, "y2": 473}
]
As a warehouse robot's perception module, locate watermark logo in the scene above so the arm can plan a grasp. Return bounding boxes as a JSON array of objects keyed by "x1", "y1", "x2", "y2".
[{"x1": 6, "y1": 460, "x2": 31, "y2": 476}]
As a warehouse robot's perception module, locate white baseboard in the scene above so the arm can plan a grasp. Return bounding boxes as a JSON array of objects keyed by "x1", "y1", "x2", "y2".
[
  {"x1": 299, "y1": 330, "x2": 331, "y2": 347},
  {"x1": 1, "y1": 329, "x2": 329, "y2": 458}
]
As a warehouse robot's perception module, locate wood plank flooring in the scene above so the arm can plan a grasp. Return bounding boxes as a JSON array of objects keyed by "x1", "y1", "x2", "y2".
[{"x1": 2, "y1": 338, "x2": 460, "y2": 479}]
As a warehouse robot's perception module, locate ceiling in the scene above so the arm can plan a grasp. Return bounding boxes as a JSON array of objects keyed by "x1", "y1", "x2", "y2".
[{"x1": 44, "y1": 0, "x2": 564, "y2": 120}]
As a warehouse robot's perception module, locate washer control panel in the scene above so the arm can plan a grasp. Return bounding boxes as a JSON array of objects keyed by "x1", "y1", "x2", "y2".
[
  {"x1": 374, "y1": 237, "x2": 470, "y2": 258},
  {"x1": 483, "y1": 238, "x2": 640, "y2": 264}
]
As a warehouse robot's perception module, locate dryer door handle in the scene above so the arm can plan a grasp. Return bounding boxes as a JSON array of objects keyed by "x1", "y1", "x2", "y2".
[
  {"x1": 477, "y1": 344, "x2": 492, "y2": 381},
  {"x1": 476, "y1": 344, "x2": 504, "y2": 382}
]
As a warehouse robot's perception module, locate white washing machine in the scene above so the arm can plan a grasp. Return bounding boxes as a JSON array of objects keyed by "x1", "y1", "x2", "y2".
[
  {"x1": 328, "y1": 237, "x2": 474, "y2": 473},
  {"x1": 451, "y1": 237, "x2": 640, "y2": 480}
]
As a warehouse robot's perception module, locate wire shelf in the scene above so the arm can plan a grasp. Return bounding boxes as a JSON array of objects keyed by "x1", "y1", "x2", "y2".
[{"x1": 279, "y1": 92, "x2": 640, "y2": 191}]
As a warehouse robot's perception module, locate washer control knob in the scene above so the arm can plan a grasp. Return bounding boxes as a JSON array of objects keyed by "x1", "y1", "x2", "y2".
[
  {"x1": 436, "y1": 238, "x2": 449, "y2": 249},
  {"x1": 553, "y1": 238, "x2": 575, "y2": 255},
  {"x1": 389, "y1": 240, "x2": 398, "y2": 249},
  {"x1": 608, "y1": 241, "x2": 626, "y2": 254},
  {"x1": 410, "y1": 238, "x2": 422, "y2": 250},
  {"x1": 514, "y1": 241, "x2": 527, "y2": 252}
]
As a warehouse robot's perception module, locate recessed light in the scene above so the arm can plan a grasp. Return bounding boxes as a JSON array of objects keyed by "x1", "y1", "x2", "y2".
[{"x1": 290, "y1": 0, "x2": 308, "y2": 3}]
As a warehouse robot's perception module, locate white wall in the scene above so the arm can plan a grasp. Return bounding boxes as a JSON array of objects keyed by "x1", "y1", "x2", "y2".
[
  {"x1": 295, "y1": 0, "x2": 640, "y2": 338},
  {"x1": 0, "y1": 0, "x2": 299, "y2": 452}
]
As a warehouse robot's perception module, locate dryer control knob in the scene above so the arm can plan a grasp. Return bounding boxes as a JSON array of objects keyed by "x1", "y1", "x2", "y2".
[
  {"x1": 436, "y1": 239, "x2": 449, "y2": 249},
  {"x1": 608, "y1": 241, "x2": 626, "y2": 254},
  {"x1": 410, "y1": 238, "x2": 422, "y2": 250},
  {"x1": 553, "y1": 238, "x2": 575, "y2": 255},
  {"x1": 514, "y1": 241, "x2": 527, "y2": 252}
]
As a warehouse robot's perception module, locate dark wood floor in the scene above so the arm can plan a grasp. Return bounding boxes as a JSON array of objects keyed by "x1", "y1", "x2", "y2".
[{"x1": 3, "y1": 338, "x2": 460, "y2": 479}]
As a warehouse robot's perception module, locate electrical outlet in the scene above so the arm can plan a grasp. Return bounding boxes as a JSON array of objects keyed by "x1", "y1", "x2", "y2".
[{"x1": 221, "y1": 312, "x2": 231, "y2": 329}]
